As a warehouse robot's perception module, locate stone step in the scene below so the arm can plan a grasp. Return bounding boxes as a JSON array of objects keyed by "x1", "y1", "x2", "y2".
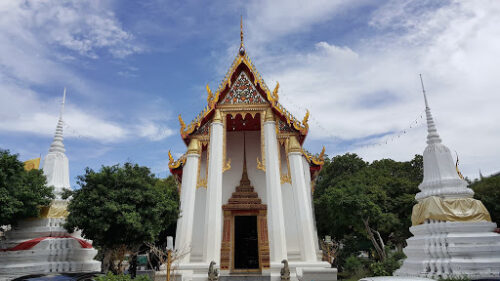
[{"x1": 220, "y1": 275, "x2": 270, "y2": 281}]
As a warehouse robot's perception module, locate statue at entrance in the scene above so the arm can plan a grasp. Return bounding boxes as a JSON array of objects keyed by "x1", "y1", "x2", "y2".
[
  {"x1": 280, "y1": 259, "x2": 290, "y2": 281},
  {"x1": 208, "y1": 261, "x2": 219, "y2": 281}
]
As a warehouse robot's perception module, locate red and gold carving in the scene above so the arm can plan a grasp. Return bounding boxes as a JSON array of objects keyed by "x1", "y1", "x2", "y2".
[{"x1": 220, "y1": 72, "x2": 266, "y2": 105}]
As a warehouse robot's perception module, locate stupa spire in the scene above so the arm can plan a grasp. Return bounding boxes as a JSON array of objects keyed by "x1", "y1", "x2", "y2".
[
  {"x1": 42, "y1": 87, "x2": 71, "y2": 196},
  {"x1": 420, "y1": 74, "x2": 442, "y2": 145},
  {"x1": 415, "y1": 75, "x2": 473, "y2": 201},
  {"x1": 49, "y1": 88, "x2": 66, "y2": 153}
]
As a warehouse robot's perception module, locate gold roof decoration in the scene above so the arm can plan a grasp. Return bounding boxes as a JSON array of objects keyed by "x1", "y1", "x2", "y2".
[
  {"x1": 302, "y1": 146, "x2": 326, "y2": 166},
  {"x1": 177, "y1": 49, "x2": 310, "y2": 141},
  {"x1": 271, "y1": 82, "x2": 279, "y2": 105},
  {"x1": 168, "y1": 150, "x2": 186, "y2": 170},
  {"x1": 176, "y1": 19, "x2": 309, "y2": 144},
  {"x1": 206, "y1": 84, "x2": 215, "y2": 108}
]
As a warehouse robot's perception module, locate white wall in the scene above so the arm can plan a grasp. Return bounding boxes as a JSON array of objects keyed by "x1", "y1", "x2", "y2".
[{"x1": 223, "y1": 131, "x2": 267, "y2": 206}]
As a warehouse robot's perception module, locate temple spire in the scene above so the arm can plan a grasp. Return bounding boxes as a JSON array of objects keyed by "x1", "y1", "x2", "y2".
[
  {"x1": 48, "y1": 89, "x2": 67, "y2": 153},
  {"x1": 420, "y1": 74, "x2": 441, "y2": 145},
  {"x1": 240, "y1": 132, "x2": 250, "y2": 185},
  {"x1": 239, "y1": 16, "x2": 245, "y2": 56}
]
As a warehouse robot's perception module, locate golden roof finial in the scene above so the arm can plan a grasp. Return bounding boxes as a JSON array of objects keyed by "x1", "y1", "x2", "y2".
[
  {"x1": 240, "y1": 15, "x2": 244, "y2": 46},
  {"x1": 206, "y1": 83, "x2": 214, "y2": 107},
  {"x1": 302, "y1": 109, "x2": 310, "y2": 127},
  {"x1": 271, "y1": 82, "x2": 279, "y2": 103},
  {"x1": 239, "y1": 15, "x2": 245, "y2": 55},
  {"x1": 168, "y1": 150, "x2": 174, "y2": 165},
  {"x1": 178, "y1": 114, "x2": 186, "y2": 134}
]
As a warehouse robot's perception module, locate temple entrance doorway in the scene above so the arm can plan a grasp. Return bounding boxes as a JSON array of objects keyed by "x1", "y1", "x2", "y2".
[
  {"x1": 220, "y1": 129, "x2": 270, "y2": 273},
  {"x1": 234, "y1": 215, "x2": 259, "y2": 269}
]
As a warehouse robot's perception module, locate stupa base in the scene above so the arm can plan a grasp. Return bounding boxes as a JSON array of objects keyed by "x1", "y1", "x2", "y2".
[
  {"x1": 0, "y1": 205, "x2": 101, "y2": 278},
  {"x1": 395, "y1": 220, "x2": 500, "y2": 279}
]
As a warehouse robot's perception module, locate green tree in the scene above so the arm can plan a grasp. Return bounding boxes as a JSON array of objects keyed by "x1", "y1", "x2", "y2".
[
  {"x1": 64, "y1": 163, "x2": 179, "y2": 274},
  {"x1": 0, "y1": 149, "x2": 54, "y2": 228},
  {"x1": 314, "y1": 153, "x2": 422, "y2": 270},
  {"x1": 470, "y1": 174, "x2": 500, "y2": 224}
]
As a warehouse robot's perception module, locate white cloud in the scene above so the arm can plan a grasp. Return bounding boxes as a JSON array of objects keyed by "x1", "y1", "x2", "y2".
[
  {"x1": 245, "y1": 0, "x2": 365, "y2": 45},
  {"x1": 0, "y1": 1, "x2": 168, "y2": 143},
  {"x1": 0, "y1": 86, "x2": 174, "y2": 143},
  {"x1": 0, "y1": 1, "x2": 142, "y2": 59},
  {"x1": 248, "y1": 0, "x2": 500, "y2": 178},
  {"x1": 136, "y1": 122, "x2": 174, "y2": 142}
]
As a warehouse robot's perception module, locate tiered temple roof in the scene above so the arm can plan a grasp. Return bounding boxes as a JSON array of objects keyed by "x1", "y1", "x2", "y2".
[{"x1": 168, "y1": 22, "x2": 325, "y2": 184}]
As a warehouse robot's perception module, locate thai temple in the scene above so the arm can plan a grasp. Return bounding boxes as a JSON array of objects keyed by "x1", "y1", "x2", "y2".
[
  {"x1": 0, "y1": 90, "x2": 101, "y2": 277},
  {"x1": 395, "y1": 76, "x2": 500, "y2": 278},
  {"x1": 167, "y1": 21, "x2": 337, "y2": 281}
]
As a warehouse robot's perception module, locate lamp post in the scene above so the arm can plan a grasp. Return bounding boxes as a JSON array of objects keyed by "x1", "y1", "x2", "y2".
[{"x1": 166, "y1": 236, "x2": 173, "y2": 281}]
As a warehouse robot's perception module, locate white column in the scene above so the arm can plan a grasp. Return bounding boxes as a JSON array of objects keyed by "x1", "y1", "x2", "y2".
[
  {"x1": 175, "y1": 139, "x2": 201, "y2": 263},
  {"x1": 202, "y1": 110, "x2": 224, "y2": 263},
  {"x1": 263, "y1": 108, "x2": 288, "y2": 262},
  {"x1": 288, "y1": 136, "x2": 318, "y2": 261}
]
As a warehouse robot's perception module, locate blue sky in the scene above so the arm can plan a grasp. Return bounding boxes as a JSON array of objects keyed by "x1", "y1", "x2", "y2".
[{"x1": 1, "y1": 0, "x2": 499, "y2": 189}]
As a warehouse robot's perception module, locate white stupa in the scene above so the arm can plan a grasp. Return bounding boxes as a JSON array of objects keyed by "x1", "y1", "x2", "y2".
[
  {"x1": 42, "y1": 88, "x2": 71, "y2": 198},
  {"x1": 0, "y1": 89, "x2": 100, "y2": 278},
  {"x1": 395, "y1": 76, "x2": 500, "y2": 278}
]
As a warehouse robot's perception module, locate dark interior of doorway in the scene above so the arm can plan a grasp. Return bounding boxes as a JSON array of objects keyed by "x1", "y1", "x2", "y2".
[{"x1": 234, "y1": 215, "x2": 259, "y2": 269}]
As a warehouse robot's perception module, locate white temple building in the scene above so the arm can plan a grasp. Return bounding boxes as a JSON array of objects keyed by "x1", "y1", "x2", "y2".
[
  {"x1": 395, "y1": 77, "x2": 500, "y2": 279},
  {"x1": 167, "y1": 24, "x2": 337, "y2": 281},
  {"x1": 0, "y1": 89, "x2": 100, "y2": 277}
]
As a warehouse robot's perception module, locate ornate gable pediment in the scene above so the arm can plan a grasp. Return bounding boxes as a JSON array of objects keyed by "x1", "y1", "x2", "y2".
[{"x1": 219, "y1": 71, "x2": 267, "y2": 105}]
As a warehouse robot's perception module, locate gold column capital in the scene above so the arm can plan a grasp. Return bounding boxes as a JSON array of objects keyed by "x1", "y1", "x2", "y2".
[
  {"x1": 287, "y1": 135, "x2": 302, "y2": 153},
  {"x1": 213, "y1": 109, "x2": 223, "y2": 123},
  {"x1": 264, "y1": 107, "x2": 275, "y2": 122},
  {"x1": 187, "y1": 138, "x2": 201, "y2": 155}
]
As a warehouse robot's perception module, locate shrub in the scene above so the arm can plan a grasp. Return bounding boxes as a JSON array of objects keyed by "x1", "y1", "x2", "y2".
[
  {"x1": 344, "y1": 255, "x2": 363, "y2": 275},
  {"x1": 95, "y1": 272, "x2": 151, "y2": 281},
  {"x1": 369, "y1": 251, "x2": 405, "y2": 276}
]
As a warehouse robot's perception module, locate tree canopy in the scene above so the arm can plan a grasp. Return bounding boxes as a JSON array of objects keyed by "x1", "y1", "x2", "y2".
[
  {"x1": 0, "y1": 149, "x2": 54, "y2": 227},
  {"x1": 314, "y1": 153, "x2": 422, "y2": 268},
  {"x1": 470, "y1": 173, "x2": 500, "y2": 224},
  {"x1": 64, "y1": 163, "x2": 179, "y2": 273}
]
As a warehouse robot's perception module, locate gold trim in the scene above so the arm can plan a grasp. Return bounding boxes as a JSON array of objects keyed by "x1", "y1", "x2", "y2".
[
  {"x1": 271, "y1": 82, "x2": 279, "y2": 105},
  {"x1": 224, "y1": 111, "x2": 260, "y2": 119},
  {"x1": 264, "y1": 108, "x2": 274, "y2": 122},
  {"x1": 168, "y1": 150, "x2": 186, "y2": 169},
  {"x1": 196, "y1": 146, "x2": 208, "y2": 189},
  {"x1": 187, "y1": 138, "x2": 201, "y2": 155},
  {"x1": 302, "y1": 146, "x2": 326, "y2": 166},
  {"x1": 218, "y1": 104, "x2": 269, "y2": 111},
  {"x1": 278, "y1": 139, "x2": 291, "y2": 185},
  {"x1": 257, "y1": 110, "x2": 266, "y2": 171},
  {"x1": 207, "y1": 84, "x2": 215, "y2": 108},
  {"x1": 223, "y1": 113, "x2": 231, "y2": 172},
  {"x1": 213, "y1": 109, "x2": 223, "y2": 123},
  {"x1": 230, "y1": 213, "x2": 263, "y2": 273},
  {"x1": 288, "y1": 135, "x2": 301, "y2": 153},
  {"x1": 178, "y1": 114, "x2": 186, "y2": 136}
]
